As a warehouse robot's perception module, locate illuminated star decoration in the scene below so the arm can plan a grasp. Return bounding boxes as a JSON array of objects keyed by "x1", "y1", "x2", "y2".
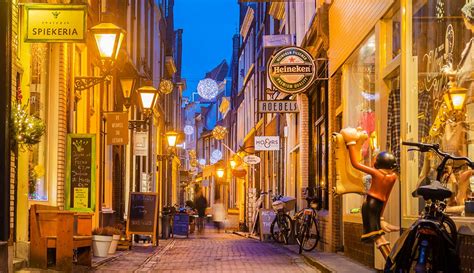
[
  {"x1": 198, "y1": 158, "x2": 206, "y2": 166},
  {"x1": 184, "y1": 125, "x2": 194, "y2": 135},
  {"x1": 197, "y1": 78, "x2": 219, "y2": 100},
  {"x1": 212, "y1": 126, "x2": 227, "y2": 140},
  {"x1": 159, "y1": 79, "x2": 174, "y2": 95}
]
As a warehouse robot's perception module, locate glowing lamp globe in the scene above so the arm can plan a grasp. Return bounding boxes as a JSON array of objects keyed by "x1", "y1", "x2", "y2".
[
  {"x1": 198, "y1": 159, "x2": 206, "y2": 166},
  {"x1": 216, "y1": 168, "x2": 225, "y2": 178},
  {"x1": 91, "y1": 23, "x2": 125, "y2": 61},
  {"x1": 212, "y1": 126, "x2": 227, "y2": 140},
  {"x1": 197, "y1": 78, "x2": 219, "y2": 100},
  {"x1": 159, "y1": 79, "x2": 174, "y2": 95},
  {"x1": 184, "y1": 125, "x2": 194, "y2": 135}
]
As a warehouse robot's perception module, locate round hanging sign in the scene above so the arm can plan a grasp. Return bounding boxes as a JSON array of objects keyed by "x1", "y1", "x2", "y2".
[
  {"x1": 243, "y1": 155, "x2": 261, "y2": 165},
  {"x1": 268, "y1": 46, "x2": 315, "y2": 94}
]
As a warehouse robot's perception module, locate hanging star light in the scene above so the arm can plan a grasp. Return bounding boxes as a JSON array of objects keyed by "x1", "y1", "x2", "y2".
[
  {"x1": 159, "y1": 79, "x2": 174, "y2": 95},
  {"x1": 210, "y1": 157, "x2": 218, "y2": 165},
  {"x1": 184, "y1": 125, "x2": 194, "y2": 135},
  {"x1": 188, "y1": 149, "x2": 197, "y2": 158},
  {"x1": 198, "y1": 158, "x2": 206, "y2": 166},
  {"x1": 212, "y1": 126, "x2": 227, "y2": 140},
  {"x1": 197, "y1": 78, "x2": 219, "y2": 100},
  {"x1": 211, "y1": 149, "x2": 223, "y2": 162}
]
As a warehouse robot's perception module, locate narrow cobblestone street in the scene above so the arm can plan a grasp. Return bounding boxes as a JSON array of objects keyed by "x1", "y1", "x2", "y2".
[{"x1": 93, "y1": 230, "x2": 318, "y2": 273}]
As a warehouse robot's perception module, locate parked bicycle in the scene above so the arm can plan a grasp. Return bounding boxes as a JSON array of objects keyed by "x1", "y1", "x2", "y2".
[
  {"x1": 385, "y1": 142, "x2": 466, "y2": 273},
  {"x1": 294, "y1": 188, "x2": 320, "y2": 254},
  {"x1": 270, "y1": 194, "x2": 295, "y2": 244}
]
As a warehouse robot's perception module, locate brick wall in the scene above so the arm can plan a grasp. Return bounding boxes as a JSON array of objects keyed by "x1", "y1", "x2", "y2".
[
  {"x1": 343, "y1": 222, "x2": 374, "y2": 268},
  {"x1": 327, "y1": 71, "x2": 343, "y2": 252},
  {"x1": 298, "y1": 94, "x2": 309, "y2": 209}
]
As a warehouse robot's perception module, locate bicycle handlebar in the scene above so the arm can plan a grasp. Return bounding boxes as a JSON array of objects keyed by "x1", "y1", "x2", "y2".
[{"x1": 402, "y1": 141, "x2": 474, "y2": 168}]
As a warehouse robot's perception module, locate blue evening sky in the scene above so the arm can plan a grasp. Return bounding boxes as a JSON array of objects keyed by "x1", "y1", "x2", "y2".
[{"x1": 174, "y1": 0, "x2": 239, "y2": 99}]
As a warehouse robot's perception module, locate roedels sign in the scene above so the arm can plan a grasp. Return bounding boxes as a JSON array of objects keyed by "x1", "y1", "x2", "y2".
[{"x1": 25, "y1": 4, "x2": 86, "y2": 42}]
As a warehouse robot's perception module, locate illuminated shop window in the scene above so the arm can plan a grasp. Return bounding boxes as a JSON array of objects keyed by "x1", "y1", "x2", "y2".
[
  {"x1": 342, "y1": 33, "x2": 377, "y2": 214},
  {"x1": 28, "y1": 43, "x2": 49, "y2": 201},
  {"x1": 407, "y1": 0, "x2": 473, "y2": 218}
]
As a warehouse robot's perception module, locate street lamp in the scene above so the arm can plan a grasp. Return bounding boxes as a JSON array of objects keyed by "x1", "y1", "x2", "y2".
[
  {"x1": 230, "y1": 160, "x2": 237, "y2": 169},
  {"x1": 119, "y1": 77, "x2": 136, "y2": 109},
  {"x1": 137, "y1": 85, "x2": 159, "y2": 118},
  {"x1": 75, "y1": 22, "x2": 126, "y2": 91},
  {"x1": 216, "y1": 167, "x2": 225, "y2": 178},
  {"x1": 165, "y1": 131, "x2": 179, "y2": 148},
  {"x1": 91, "y1": 22, "x2": 125, "y2": 67}
]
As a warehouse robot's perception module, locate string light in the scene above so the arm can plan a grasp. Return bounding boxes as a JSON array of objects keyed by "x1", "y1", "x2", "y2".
[
  {"x1": 184, "y1": 125, "x2": 194, "y2": 135},
  {"x1": 211, "y1": 149, "x2": 223, "y2": 162},
  {"x1": 197, "y1": 78, "x2": 219, "y2": 100}
]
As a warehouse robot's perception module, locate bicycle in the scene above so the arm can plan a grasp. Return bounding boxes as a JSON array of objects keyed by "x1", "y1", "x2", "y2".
[
  {"x1": 384, "y1": 141, "x2": 466, "y2": 273},
  {"x1": 294, "y1": 190, "x2": 320, "y2": 254},
  {"x1": 270, "y1": 194, "x2": 295, "y2": 244}
]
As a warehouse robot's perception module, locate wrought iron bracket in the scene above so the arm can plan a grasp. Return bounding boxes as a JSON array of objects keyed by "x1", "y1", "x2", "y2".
[
  {"x1": 74, "y1": 75, "x2": 111, "y2": 91},
  {"x1": 128, "y1": 119, "x2": 149, "y2": 130},
  {"x1": 156, "y1": 154, "x2": 174, "y2": 161}
]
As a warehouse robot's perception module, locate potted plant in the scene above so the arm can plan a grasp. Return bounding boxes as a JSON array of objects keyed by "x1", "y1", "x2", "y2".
[
  {"x1": 92, "y1": 227, "x2": 113, "y2": 257},
  {"x1": 105, "y1": 226, "x2": 122, "y2": 255}
]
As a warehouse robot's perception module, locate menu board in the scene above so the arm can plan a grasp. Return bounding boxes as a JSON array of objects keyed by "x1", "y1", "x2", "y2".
[
  {"x1": 259, "y1": 209, "x2": 276, "y2": 240},
  {"x1": 127, "y1": 192, "x2": 158, "y2": 235},
  {"x1": 172, "y1": 214, "x2": 189, "y2": 237},
  {"x1": 66, "y1": 134, "x2": 96, "y2": 212}
]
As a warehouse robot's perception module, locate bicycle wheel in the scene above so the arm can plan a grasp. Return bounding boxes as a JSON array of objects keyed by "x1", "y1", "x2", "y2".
[
  {"x1": 270, "y1": 214, "x2": 292, "y2": 244},
  {"x1": 300, "y1": 217, "x2": 320, "y2": 252}
]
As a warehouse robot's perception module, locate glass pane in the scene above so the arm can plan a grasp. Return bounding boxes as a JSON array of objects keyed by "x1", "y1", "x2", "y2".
[
  {"x1": 411, "y1": 0, "x2": 473, "y2": 217},
  {"x1": 29, "y1": 43, "x2": 49, "y2": 201}
]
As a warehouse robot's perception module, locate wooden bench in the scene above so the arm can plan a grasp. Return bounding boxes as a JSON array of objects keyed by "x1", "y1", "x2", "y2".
[{"x1": 30, "y1": 205, "x2": 92, "y2": 271}]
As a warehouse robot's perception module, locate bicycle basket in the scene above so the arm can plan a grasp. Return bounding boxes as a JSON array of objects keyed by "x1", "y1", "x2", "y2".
[{"x1": 272, "y1": 196, "x2": 296, "y2": 212}]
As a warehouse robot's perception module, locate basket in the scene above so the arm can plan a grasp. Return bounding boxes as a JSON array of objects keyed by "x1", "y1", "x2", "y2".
[{"x1": 272, "y1": 196, "x2": 296, "y2": 212}]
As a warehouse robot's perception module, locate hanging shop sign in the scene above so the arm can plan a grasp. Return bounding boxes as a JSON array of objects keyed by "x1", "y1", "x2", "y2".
[
  {"x1": 258, "y1": 100, "x2": 299, "y2": 113},
  {"x1": 255, "y1": 136, "x2": 280, "y2": 151},
  {"x1": 268, "y1": 46, "x2": 316, "y2": 94},
  {"x1": 243, "y1": 155, "x2": 261, "y2": 165},
  {"x1": 105, "y1": 112, "x2": 129, "y2": 145},
  {"x1": 66, "y1": 134, "x2": 96, "y2": 212},
  {"x1": 24, "y1": 4, "x2": 87, "y2": 43},
  {"x1": 134, "y1": 132, "x2": 148, "y2": 156},
  {"x1": 263, "y1": 34, "x2": 292, "y2": 48}
]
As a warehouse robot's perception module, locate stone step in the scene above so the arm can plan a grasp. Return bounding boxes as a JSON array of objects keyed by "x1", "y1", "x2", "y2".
[{"x1": 13, "y1": 258, "x2": 27, "y2": 271}]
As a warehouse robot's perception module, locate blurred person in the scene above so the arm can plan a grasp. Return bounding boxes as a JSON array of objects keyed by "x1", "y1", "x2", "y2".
[
  {"x1": 194, "y1": 188, "x2": 208, "y2": 234},
  {"x1": 212, "y1": 199, "x2": 226, "y2": 232}
]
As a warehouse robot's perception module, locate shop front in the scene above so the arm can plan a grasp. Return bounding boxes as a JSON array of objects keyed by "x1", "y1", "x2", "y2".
[{"x1": 329, "y1": 0, "x2": 474, "y2": 270}]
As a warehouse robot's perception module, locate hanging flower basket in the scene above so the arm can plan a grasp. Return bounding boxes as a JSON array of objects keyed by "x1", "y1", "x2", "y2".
[{"x1": 11, "y1": 102, "x2": 46, "y2": 151}]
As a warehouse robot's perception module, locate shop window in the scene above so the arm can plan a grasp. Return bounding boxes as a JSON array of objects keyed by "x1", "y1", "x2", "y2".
[
  {"x1": 28, "y1": 43, "x2": 49, "y2": 201},
  {"x1": 392, "y1": 8, "x2": 401, "y2": 58},
  {"x1": 342, "y1": 33, "x2": 377, "y2": 214},
  {"x1": 408, "y1": 0, "x2": 473, "y2": 218}
]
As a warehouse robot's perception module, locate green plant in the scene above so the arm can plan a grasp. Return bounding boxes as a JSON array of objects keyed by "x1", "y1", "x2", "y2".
[
  {"x1": 104, "y1": 226, "x2": 121, "y2": 236},
  {"x1": 11, "y1": 101, "x2": 46, "y2": 150},
  {"x1": 92, "y1": 227, "x2": 105, "y2": 236}
]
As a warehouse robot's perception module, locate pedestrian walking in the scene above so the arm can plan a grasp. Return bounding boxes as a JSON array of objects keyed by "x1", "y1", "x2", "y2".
[
  {"x1": 212, "y1": 199, "x2": 226, "y2": 232},
  {"x1": 194, "y1": 188, "x2": 207, "y2": 234}
]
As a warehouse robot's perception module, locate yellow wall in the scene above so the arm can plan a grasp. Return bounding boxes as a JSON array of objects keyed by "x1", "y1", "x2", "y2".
[{"x1": 329, "y1": 0, "x2": 394, "y2": 75}]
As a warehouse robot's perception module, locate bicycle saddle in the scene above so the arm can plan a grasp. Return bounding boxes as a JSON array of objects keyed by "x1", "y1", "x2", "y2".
[{"x1": 416, "y1": 180, "x2": 452, "y2": 201}]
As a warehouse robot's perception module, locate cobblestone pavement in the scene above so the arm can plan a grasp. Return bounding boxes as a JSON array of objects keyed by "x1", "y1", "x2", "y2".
[{"x1": 94, "y1": 230, "x2": 318, "y2": 273}]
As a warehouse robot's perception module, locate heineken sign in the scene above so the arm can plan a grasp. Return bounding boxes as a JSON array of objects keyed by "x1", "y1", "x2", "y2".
[
  {"x1": 268, "y1": 46, "x2": 315, "y2": 94},
  {"x1": 25, "y1": 4, "x2": 86, "y2": 43}
]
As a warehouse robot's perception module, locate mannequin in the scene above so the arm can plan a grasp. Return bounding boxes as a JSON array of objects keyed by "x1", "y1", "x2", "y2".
[{"x1": 340, "y1": 127, "x2": 398, "y2": 259}]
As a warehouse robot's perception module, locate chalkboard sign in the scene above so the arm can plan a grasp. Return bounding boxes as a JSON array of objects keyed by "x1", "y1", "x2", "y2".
[
  {"x1": 259, "y1": 209, "x2": 276, "y2": 240},
  {"x1": 172, "y1": 213, "x2": 189, "y2": 237},
  {"x1": 66, "y1": 134, "x2": 96, "y2": 212},
  {"x1": 127, "y1": 192, "x2": 158, "y2": 236}
]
